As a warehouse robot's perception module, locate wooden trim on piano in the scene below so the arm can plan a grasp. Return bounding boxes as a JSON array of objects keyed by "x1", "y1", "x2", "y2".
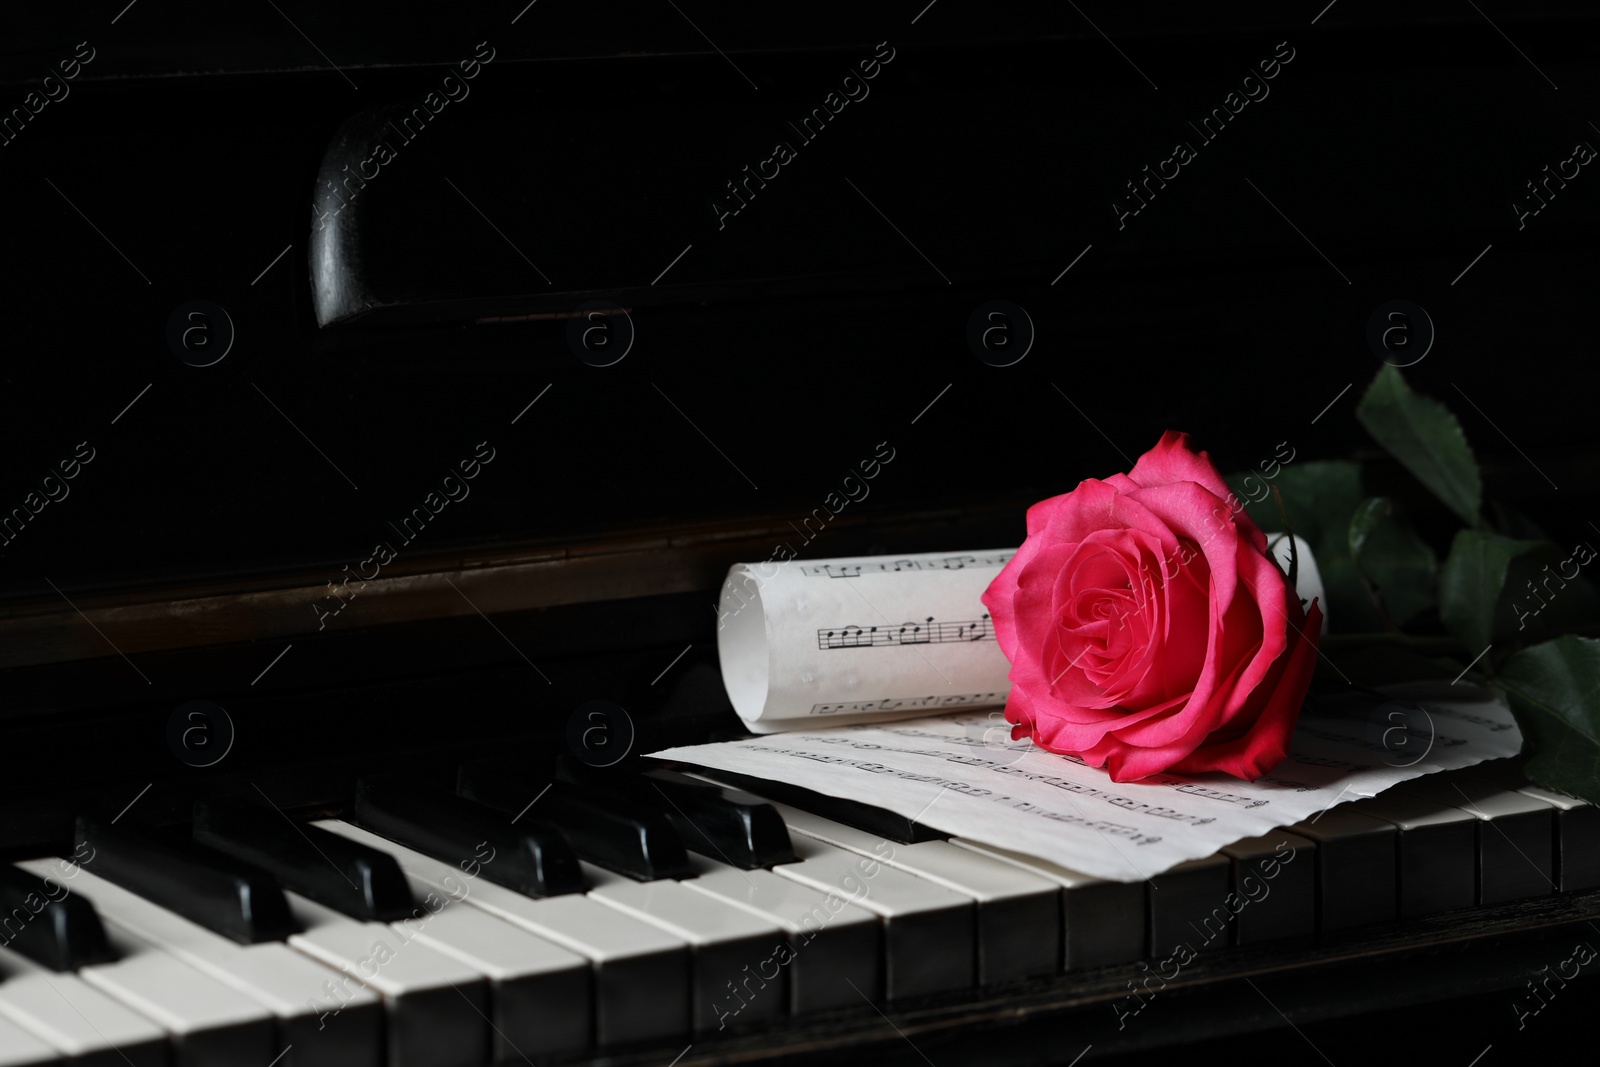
[{"x1": 0, "y1": 503, "x2": 1024, "y2": 670}]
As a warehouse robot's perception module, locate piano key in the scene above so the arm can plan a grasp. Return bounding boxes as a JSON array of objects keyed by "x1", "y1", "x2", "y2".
[
  {"x1": 458, "y1": 761, "x2": 693, "y2": 881},
  {"x1": 1287, "y1": 807, "x2": 1398, "y2": 932},
  {"x1": 772, "y1": 834, "x2": 973, "y2": 1000},
  {"x1": 57, "y1": 902, "x2": 277, "y2": 1067},
  {"x1": 561, "y1": 762, "x2": 797, "y2": 869},
  {"x1": 193, "y1": 798, "x2": 415, "y2": 921},
  {"x1": 948, "y1": 839, "x2": 1145, "y2": 970},
  {"x1": 580, "y1": 861, "x2": 788, "y2": 1032},
  {"x1": 74, "y1": 815, "x2": 293, "y2": 944},
  {"x1": 318, "y1": 817, "x2": 689, "y2": 1048},
  {"x1": 0, "y1": 865, "x2": 113, "y2": 971},
  {"x1": 0, "y1": 943, "x2": 167, "y2": 1067},
  {"x1": 688, "y1": 768, "x2": 946, "y2": 843},
  {"x1": 16, "y1": 859, "x2": 381, "y2": 1067},
  {"x1": 1513, "y1": 784, "x2": 1600, "y2": 891},
  {"x1": 285, "y1": 892, "x2": 490, "y2": 1067},
  {"x1": 764, "y1": 800, "x2": 1058, "y2": 983},
  {"x1": 309, "y1": 819, "x2": 590, "y2": 1062},
  {"x1": 1394, "y1": 779, "x2": 1556, "y2": 903},
  {"x1": 0, "y1": 1013, "x2": 58, "y2": 1067},
  {"x1": 353, "y1": 777, "x2": 585, "y2": 898},
  {"x1": 1217, "y1": 830, "x2": 1316, "y2": 945},
  {"x1": 1347, "y1": 792, "x2": 1477, "y2": 918},
  {"x1": 1146, "y1": 853, "x2": 1231, "y2": 958},
  {"x1": 680, "y1": 857, "x2": 883, "y2": 1014}
]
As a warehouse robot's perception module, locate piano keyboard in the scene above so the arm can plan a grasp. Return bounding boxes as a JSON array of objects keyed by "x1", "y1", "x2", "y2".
[{"x1": 0, "y1": 763, "x2": 1594, "y2": 1067}]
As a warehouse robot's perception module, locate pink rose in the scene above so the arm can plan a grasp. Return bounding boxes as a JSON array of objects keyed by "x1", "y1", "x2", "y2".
[{"x1": 981, "y1": 431, "x2": 1322, "y2": 782}]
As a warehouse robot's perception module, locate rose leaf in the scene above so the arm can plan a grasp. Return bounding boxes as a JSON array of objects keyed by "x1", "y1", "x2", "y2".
[
  {"x1": 1438, "y1": 529, "x2": 1590, "y2": 653},
  {"x1": 1355, "y1": 366, "x2": 1482, "y2": 527},
  {"x1": 1499, "y1": 635, "x2": 1600, "y2": 805},
  {"x1": 1230, "y1": 460, "x2": 1363, "y2": 563},
  {"x1": 1348, "y1": 497, "x2": 1438, "y2": 628}
]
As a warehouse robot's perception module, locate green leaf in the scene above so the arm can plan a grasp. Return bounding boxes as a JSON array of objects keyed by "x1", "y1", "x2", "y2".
[
  {"x1": 1348, "y1": 497, "x2": 1438, "y2": 627},
  {"x1": 1439, "y1": 530, "x2": 1598, "y2": 652},
  {"x1": 1355, "y1": 366, "x2": 1482, "y2": 526},
  {"x1": 1227, "y1": 461, "x2": 1385, "y2": 633},
  {"x1": 1499, "y1": 635, "x2": 1600, "y2": 805},
  {"x1": 1229, "y1": 461, "x2": 1363, "y2": 561}
]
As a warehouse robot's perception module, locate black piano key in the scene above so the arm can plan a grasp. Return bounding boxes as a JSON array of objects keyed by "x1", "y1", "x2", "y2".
[
  {"x1": 1146, "y1": 853, "x2": 1231, "y2": 958},
  {"x1": 1348, "y1": 794, "x2": 1477, "y2": 918},
  {"x1": 458, "y1": 760, "x2": 693, "y2": 881},
  {"x1": 559, "y1": 761, "x2": 796, "y2": 869},
  {"x1": 1218, "y1": 830, "x2": 1315, "y2": 945},
  {"x1": 352, "y1": 777, "x2": 586, "y2": 897},
  {"x1": 73, "y1": 815, "x2": 294, "y2": 944},
  {"x1": 0, "y1": 865, "x2": 114, "y2": 971},
  {"x1": 678, "y1": 767, "x2": 947, "y2": 845},
  {"x1": 192, "y1": 797, "x2": 415, "y2": 922},
  {"x1": 1289, "y1": 808, "x2": 1398, "y2": 932}
]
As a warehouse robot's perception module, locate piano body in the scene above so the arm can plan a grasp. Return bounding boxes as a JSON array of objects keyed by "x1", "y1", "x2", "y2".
[{"x1": 2, "y1": 2, "x2": 1599, "y2": 1063}]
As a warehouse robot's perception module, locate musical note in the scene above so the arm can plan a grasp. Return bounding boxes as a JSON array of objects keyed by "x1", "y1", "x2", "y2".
[
  {"x1": 809, "y1": 692, "x2": 1006, "y2": 714},
  {"x1": 800, "y1": 553, "x2": 1013, "y2": 577},
  {"x1": 815, "y1": 615, "x2": 997, "y2": 649}
]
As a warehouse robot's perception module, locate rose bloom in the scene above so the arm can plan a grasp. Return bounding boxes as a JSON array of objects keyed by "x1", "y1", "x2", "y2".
[{"x1": 982, "y1": 431, "x2": 1322, "y2": 782}]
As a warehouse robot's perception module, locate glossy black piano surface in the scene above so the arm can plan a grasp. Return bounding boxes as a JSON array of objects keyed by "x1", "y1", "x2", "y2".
[{"x1": 1, "y1": 2, "x2": 1598, "y2": 1064}]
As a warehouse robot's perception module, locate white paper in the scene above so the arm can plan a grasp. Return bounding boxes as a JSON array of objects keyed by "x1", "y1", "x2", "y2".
[
  {"x1": 653, "y1": 682, "x2": 1522, "y2": 882},
  {"x1": 717, "y1": 537, "x2": 1323, "y2": 733},
  {"x1": 717, "y1": 549, "x2": 1017, "y2": 732}
]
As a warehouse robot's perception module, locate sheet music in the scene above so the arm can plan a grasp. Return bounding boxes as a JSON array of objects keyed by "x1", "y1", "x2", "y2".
[
  {"x1": 717, "y1": 537, "x2": 1323, "y2": 734},
  {"x1": 717, "y1": 549, "x2": 1015, "y2": 732},
  {"x1": 653, "y1": 682, "x2": 1522, "y2": 882}
]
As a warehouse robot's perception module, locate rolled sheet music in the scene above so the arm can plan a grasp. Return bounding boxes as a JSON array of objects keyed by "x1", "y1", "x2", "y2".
[{"x1": 717, "y1": 538, "x2": 1327, "y2": 732}]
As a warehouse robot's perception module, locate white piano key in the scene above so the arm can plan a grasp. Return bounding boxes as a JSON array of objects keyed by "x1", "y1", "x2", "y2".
[
  {"x1": 772, "y1": 834, "x2": 974, "y2": 1000},
  {"x1": 1514, "y1": 784, "x2": 1600, "y2": 890},
  {"x1": 1348, "y1": 793, "x2": 1477, "y2": 917},
  {"x1": 681, "y1": 856, "x2": 883, "y2": 1014},
  {"x1": 310, "y1": 819, "x2": 591, "y2": 1063},
  {"x1": 318, "y1": 817, "x2": 688, "y2": 1048},
  {"x1": 58, "y1": 899, "x2": 277, "y2": 1067},
  {"x1": 581, "y1": 861, "x2": 788, "y2": 1033},
  {"x1": 286, "y1": 892, "x2": 490, "y2": 1067},
  {"x1": 0, "y1": 1013, "x2": 57, "y2": 1067},
  {"x1": 770, "y1": 803, "x2": 1058, "y2": 984},
  {"x1": 1395, "y1": 779, "x2": 1556, "y2": 903},
  {"x1": 949, "y1": 839, "x2": 1145, "y2": 970},
  {"x1": 0, "y1": 942, "x2": 167, "y2": 1067},
  {"x1": 15, "y1": 859, "x2": 380, "y2": 1067}
]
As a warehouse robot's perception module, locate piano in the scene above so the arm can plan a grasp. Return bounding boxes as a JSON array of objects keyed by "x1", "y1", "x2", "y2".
[{"x1": 2, "y1": 1, "x2": 1598, "y2": 1064}]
